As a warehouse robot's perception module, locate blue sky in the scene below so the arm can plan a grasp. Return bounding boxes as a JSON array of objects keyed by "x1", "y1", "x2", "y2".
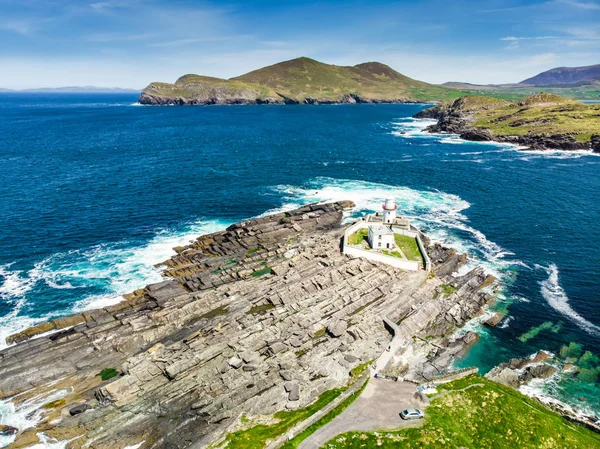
[{"x1": 1, "y1": 0, "x2": 599, "y2": 88}]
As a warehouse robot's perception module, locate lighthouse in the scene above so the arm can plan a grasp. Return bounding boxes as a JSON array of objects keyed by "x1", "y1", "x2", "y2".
[{"x1": 382, "y1": 198, "x2": 397, "y2": 224}]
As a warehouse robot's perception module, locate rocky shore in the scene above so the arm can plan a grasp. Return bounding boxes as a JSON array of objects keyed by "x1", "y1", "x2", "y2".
[
  {"x1": 486, "y1": 351, "x2": 600, "y2": 434},
  {"x1": 138, "y1": 88, "x2": 417, "y2": 106},
  {"x1": 414, "y1": 95, "x2": 600, "y2": 153},
  {"x1": 0, "y1": 202, "x2": 495, "y2": 449}
]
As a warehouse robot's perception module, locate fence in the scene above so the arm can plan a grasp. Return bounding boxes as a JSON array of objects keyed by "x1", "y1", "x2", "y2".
[{"x1": 342, "y1": 220, "x2": 430, "y2": 272}]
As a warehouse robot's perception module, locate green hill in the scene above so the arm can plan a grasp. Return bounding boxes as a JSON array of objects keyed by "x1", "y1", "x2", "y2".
[
  {"x1": 415, "y1": 93, "x2": 600, "y2": 152},
  {"x1": 323, "y1": 375, "x2": 600, "y2": 449},
  {"x1": 139, "y1": 57, "x2": 463, "y2": 105}
]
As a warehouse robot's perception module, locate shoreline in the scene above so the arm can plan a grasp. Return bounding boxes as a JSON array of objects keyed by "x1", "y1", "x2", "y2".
[
  {"x1": 413, "y1": 100, "x2": 600, "y2": 154},
  {"x1": 0, "y1": 201, "x2": 497, "y2": 448}
]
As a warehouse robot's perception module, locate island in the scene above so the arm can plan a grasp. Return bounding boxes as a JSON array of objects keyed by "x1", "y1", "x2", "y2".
[
  {"x1": 138, "y1": 57, "x2": 461, "y2": 105},
  {"x1": 414, "y1": 93, "x2": 600, "y2": 152}
]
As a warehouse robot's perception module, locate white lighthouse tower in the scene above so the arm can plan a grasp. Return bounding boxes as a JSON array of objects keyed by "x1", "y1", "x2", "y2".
[{"x1": 382, "y1": 198, "x2": 397, "y2": 224}]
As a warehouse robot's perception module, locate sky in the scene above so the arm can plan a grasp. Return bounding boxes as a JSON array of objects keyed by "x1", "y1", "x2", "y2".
[{"x1": 0, "y1": 0, "x2": 599, "y2": 89}]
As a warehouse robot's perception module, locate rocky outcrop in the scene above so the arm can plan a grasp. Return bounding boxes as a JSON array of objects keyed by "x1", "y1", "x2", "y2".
[
  {"x1": 486, "y1": 351, "x2": 557, "y2": 388},
  {"x1": 414, "y1": 96, "x2": 600, "y2": 153},
  {"x1": 0, "y1": 425, "x2": 18, "y2": 436},
  {"x1": 139, "y1": 90, "x2": 416, "y2": 106},
  {"x1": 0, "y1": 201, "x2": 494, "y2": 449}
]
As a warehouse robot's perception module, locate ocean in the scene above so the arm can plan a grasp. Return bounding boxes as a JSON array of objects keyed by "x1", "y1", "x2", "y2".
[{"x1": 0, "y1": 93, "x2": 598, "y2": 435}]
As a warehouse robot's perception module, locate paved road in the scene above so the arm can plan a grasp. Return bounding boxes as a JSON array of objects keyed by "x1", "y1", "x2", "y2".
[{"x1": 298, "y1": 379, "x2": 425, "y2": 449}]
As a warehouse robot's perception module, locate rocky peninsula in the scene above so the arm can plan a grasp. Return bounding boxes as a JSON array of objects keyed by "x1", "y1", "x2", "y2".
[
  {"x1": 414, "y1": 93, "x2": 600, "y2": 152},
  {"x1": 0, "y1": 201, "x2": 497, "y2": 449}
]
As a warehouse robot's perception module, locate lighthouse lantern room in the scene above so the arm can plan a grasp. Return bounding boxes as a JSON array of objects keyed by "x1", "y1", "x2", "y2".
[{"x1": 382, "y1": 198, "x2": 397, "y2": 224}]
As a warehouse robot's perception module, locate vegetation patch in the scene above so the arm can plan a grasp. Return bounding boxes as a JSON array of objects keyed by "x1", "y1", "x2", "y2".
[
  {"x1": 251, "y1": 267, "x2": 273, "y2": 278},
  {"x1": 393, "y1": 234, "x2": 422, "y2": 262},
  {"x1": 438, "y1": 284, "x2": 457, "y2": 297},
  {"x1": 312, "y1": 327, "x2": 327, "y2": 339},
  {"x1": 248, "y1": 304, "x2": 276, "y2": 315},
  {"x1": 97, "y1": 368, "x2": 119, "y2": 381},
  {"x1": 348, "y1": 229, "x2": 369, "y2": 246},
  {"x1": 43, "y1": 399, "x2": 66, "y2": 410},
  {"x1": 246, "y1": 248, "x2": 260, "y2": 256},
  {"x1": 281, "y1": 380, "x2": 369, "y2": 449},
  {"x1": 322, "y1": 374, "x2": 600, "y2": 449},
  {"x1": 222, "y1": 388, "x2": 346, "y2": 449},
  {"x1": 381, "y1": 249, "x2": 404, "y2": 259},
  {"x1": 199, "y1": 305, "x2": 229, "y2": 320}
]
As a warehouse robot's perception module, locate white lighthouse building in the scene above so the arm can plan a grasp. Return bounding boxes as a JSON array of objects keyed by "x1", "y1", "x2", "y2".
[{"x1": 382, "y1": 198, "x2": 397, "y2": 224}]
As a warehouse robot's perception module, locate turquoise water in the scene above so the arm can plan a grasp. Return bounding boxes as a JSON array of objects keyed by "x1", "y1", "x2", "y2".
[{"x1": 0, "y1": 93, "x2": 598, "y2": 420}]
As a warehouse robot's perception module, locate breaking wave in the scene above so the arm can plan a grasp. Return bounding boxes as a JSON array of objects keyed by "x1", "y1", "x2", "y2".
[
  {"x1": 0, "y1": 219, "x2": 229, "y2": 348},
  {"x1": 538, "y1": 263, "x2": 600, "y2": 337},
  {"x1": 269, "y1": 177, "x2": 523, "y2": 281},
  {"x1": 0, "y1": 389, "x2": 69, "y2": 447}
]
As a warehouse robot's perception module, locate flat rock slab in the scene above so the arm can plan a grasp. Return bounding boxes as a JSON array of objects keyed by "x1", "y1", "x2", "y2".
[{"x1": 298, "y1": 380, "x2": 425, "y2": 449}]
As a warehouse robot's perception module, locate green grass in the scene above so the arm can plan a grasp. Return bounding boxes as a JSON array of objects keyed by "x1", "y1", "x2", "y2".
[
  {"x1": 222, "y1": 388, "x2": 346, "y2": 449},
  {"x1": 348, "y1": 229, "x2": 368, "y2": 246},
  {"x1": 381, "y1": 249, "x2": 403, "y2": 259},
  {"x1": 321, "y1": 374, "x2": 600, "y2": 449},
  {"x1": 247, "y1": 304, "x2": 276, "y2": 315},
  {"x1": 251, "y1": 267, "x2": 273, "y2": 278},
  {"x1": 393, "y1": 234, "x2": 422, "y2": 262},
  {"x1": 438, "y1": 284, "x2": 457, "y2": 297},
  {"x1": 428, "y1": 93, "x2": 600, "y2": 143},
  {"x1": 281, "y1": 380, "x2": 370, "y2": 449},
  {"x1": 97, "y1": 368, "x2": 119, "y2": 381},
  {"x1": 198, "y1": 305, "x2": 229, "y2": 320},
  {"x1": 350, "y1": 361, "x2": 372, "y2": 378},
  {"x1": 246, "y1": 248, "x2": 260, "y2": 256}
]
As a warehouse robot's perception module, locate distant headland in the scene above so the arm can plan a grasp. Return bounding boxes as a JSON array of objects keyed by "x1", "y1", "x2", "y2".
[
  {"x1": 414, "y1": 93, "x2": 600, "y2": 153},
  {"x1": 138, "y1": 57, "x2": 459, "y2": 105}
]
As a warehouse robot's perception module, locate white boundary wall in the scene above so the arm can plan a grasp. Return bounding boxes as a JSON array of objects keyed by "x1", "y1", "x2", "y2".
[{"x1": 342, "y1": 220, "x2": 430, "y2": 272}]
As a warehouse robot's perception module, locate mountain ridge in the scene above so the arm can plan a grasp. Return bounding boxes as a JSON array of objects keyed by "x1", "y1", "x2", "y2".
[
  {"x1": 520, "y1": 63, "x2": 600, "y2": 85},
  {"x1": 139, "y1": 57, "x2": 459, "y2": 105}
]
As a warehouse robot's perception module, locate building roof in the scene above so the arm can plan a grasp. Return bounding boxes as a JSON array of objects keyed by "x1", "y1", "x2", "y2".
[{"x1": 369, "y1": 225, "x2": 393, "y2": 235}]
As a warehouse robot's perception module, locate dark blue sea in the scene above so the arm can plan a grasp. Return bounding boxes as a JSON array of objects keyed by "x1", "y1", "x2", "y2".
[{"x1": 0, "y1": 93, "x2": 598, "y2": 422}]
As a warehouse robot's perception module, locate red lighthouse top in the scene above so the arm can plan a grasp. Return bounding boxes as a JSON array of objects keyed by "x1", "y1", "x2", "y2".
[{"x1": 382, "y1": 198, "x2": 397, "y2": 210}]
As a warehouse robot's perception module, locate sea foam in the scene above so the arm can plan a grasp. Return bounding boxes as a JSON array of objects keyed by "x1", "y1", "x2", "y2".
[
  {"x1": 0, "y1": 219, "x2": 230, "y2": 349},
  {"x1": 538, "y1": 263, "x2": 600, "y2": 337}
]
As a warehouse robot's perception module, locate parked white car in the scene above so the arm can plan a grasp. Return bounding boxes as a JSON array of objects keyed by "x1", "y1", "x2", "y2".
[{"x1": 400, "y1": 408, "x2": 425, "y2": 420}]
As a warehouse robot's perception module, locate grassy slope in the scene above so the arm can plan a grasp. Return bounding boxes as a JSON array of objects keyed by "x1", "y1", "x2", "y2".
[
  {"x1": 142, "y1": 57, "x2": 479, "y2": 103},
  {"x1": 471, "y1": 94, "x2": 600, "y2": 142},
  {"x1": 321, "y1": 375, "x2": 600, "y2": 449},
  {"x1": 432, "y1": 94, "x2": 600, "y2": 142},
  {"x1": 443, "y1": 82, "x2": 600, "y2": 101},
  {"x1": 219, "y1": 362, "x2": 372, "y2": 449}
]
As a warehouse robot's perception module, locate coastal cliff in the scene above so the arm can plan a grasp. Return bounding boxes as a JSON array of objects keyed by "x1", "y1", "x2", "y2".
[
  {"x1": 138, "y1": 57, "x2": 458, "y2": 105},
  {"x1": 415, "y1": 94, "x2": 600, "y2": 152},
  {"x1": 0, "y1": 202, "x2": 494, "y2": 449}
]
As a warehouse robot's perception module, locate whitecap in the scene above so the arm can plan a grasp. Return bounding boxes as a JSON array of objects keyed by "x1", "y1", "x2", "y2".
[
  {"x1": 0, "y1": 264, "x2": 38, "y2": 301},
  {"x1": 269, "y1": 177, "x2": 523, "y2": 283},
  {"x1": 537, "y1": 264, "x2": 600, "y2": 337},
  {"x1": 498, "y1": 316, "x2": 513, "y2": 329},
  {"x1": 0, "y1": 219, "x2": 230, "y2": 348},
  {"x1": 0, "y1": 389, "x2": 69, "y2": 447}
]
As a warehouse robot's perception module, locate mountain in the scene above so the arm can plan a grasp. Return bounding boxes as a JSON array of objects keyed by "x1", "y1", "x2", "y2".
[
  {"x1": 0, "y1": 86, "x2": 140, "y2": 93},
  {"x1": 520, "y1": 64, "x2": 600, "y2": 85},
  {"x1": 139, "y1": 57, "x2": 459, "y2": 105},
  {"x1": 415, "y1": 93, "x2": 600, "y2": 152}
]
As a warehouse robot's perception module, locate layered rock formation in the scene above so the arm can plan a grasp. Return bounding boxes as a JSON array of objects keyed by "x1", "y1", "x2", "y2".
[
  {"x1": 0, "y1": 202, "x2": 493, "y2": 449},
  {"x1": 415, "y1": 94, "x2": 600, "y2": 153}
]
